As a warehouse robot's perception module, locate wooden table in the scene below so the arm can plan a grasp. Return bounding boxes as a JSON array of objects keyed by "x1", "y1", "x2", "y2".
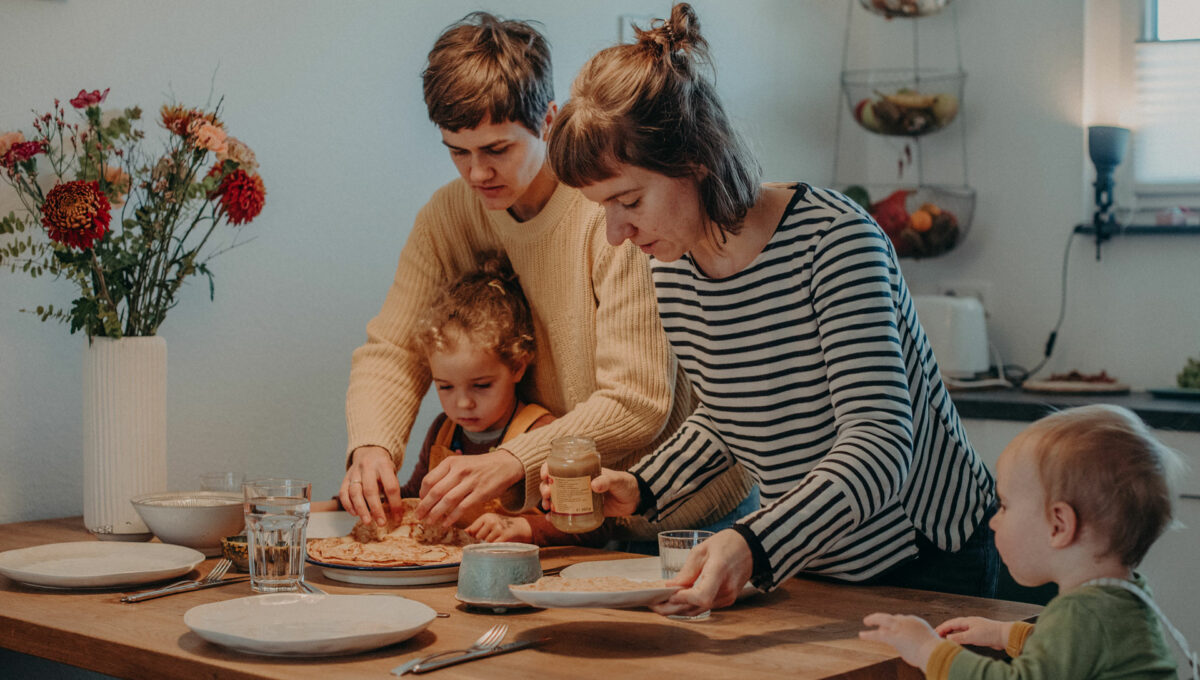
[{"x1": 0, "y1": 518, "x2": 1041, "y2": 679}]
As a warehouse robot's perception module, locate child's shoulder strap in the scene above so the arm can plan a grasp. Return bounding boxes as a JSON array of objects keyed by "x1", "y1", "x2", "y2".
[
  {"x1": 501, "y1": 403, "x2": 552, "y2": 443},
  {"x1": 432, "y1": 414, "x2": 457, "y2": 448}
]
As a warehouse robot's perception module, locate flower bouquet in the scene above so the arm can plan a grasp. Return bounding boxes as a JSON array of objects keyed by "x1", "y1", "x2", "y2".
[{"x1": 0, "y1": 88, "x2": 266, "y2": 339}]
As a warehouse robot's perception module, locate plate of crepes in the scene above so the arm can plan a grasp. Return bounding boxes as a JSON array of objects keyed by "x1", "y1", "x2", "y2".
[
  {"x1": 185, "y1": 593, "x2": 437, "y2": 657},
  {"x1": 508, "y1": 571, "x2": 680, "y2": 609},
  {"x1": 557, "y1": 557, "x2": 761, "y2": 601},
  {"x1": 305, "y1": 500, "x2": 475, "y2": 586},
  {"x1": 0, "y1": 542, "x2": 205, "y2": 589},
  {"x1": 1022, "y1": 370, "x2": 1130, "y2": 395}
]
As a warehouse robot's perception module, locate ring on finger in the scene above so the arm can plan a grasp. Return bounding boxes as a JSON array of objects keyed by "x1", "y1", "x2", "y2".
[{"x1": 350, "y1": 479, "x2": 363, "y2": 485}]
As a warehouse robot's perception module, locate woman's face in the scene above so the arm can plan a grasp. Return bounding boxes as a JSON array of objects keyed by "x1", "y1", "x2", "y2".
[
  {"x1": 579, "y1": 163, "x2": 708, "y2": 262},
  {"x1": 428, "y1": 337, "x2": 525, "y2": 434},
  {"x1": 440, "y1": 110, "x2": 557, "y2": 221}
]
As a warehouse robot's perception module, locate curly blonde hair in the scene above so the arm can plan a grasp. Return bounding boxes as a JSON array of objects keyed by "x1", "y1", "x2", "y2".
[{"x1": 412, "y1": 252, "x2": 536, "y2": 372}]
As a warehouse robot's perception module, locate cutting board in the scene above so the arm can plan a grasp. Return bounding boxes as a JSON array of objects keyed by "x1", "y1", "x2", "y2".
[{"x1": 1022, "y1": 379, "x2": 1130, "y2": 395}]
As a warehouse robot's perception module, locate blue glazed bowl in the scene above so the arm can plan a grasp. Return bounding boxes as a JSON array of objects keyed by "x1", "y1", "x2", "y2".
[{"x1": 455, "y1": 543, "x2": 541, "y2": 613}]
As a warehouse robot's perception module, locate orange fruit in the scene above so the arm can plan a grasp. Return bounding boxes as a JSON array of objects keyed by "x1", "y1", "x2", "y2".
[{"x1": 910, "y1": 209, "x2": 933, "y2": 233}]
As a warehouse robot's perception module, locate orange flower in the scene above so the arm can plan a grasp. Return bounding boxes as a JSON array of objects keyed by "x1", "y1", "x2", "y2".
[
  {"x1": 0, "y1": 131, "x2": 24, "y2": 158},
  {"x1": 41, "y1": 180, "x2": 111, "y2": 250},
  {"x1": 214, "y1": 169, "x2": 265, "y2": 225},
  {"x1": 101, "y1": 164, "x2": 131, "y2": 206},
  {"x1": 190, "y1": 121, "x2": 228, "y2": 155},
  {"x1": 160, "y1": 104, "x2": 221, "y2": 137}
]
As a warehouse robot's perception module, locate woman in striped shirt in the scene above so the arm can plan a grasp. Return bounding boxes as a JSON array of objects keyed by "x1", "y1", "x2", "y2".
[{"x1": 546, "y1": 3, "x2": 1043, "y2": 617}]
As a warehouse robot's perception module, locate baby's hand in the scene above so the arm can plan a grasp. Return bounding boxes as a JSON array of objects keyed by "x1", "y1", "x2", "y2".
[
  {"x1": 860, "y1": 613, "x2": 942, "y2": 671},
  {"x1": 466, "y1": 513, "x2": 533, "y2": 543},
  {"x1": 935, "y1": 616, "x2": 1009, "y2": 650}
]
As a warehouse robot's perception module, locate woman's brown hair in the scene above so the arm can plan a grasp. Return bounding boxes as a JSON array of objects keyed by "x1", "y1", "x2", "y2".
[
  {"x1": 548, "y1": 3, "x2": 760, "y2": 236},
  {"x1": 412, "y1": 252, "x2": 536, "y2": 373},
  {"x1": 422, "y1": 12, "x2": 554, "y2": 135}
]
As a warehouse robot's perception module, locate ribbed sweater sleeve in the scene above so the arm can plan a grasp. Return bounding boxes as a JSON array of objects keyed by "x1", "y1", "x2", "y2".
[{"x1": 345, "y1": 181, "x2": 502, "y2": 466}]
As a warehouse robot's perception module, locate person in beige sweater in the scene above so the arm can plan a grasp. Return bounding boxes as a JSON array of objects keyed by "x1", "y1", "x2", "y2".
[{"x1": 339, "y1": 11, "x2": 752, "y2": 539}]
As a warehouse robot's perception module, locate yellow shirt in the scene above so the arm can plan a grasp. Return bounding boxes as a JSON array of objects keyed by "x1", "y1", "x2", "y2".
[{"x1": 345, "y1": 179, "x2": 752, "y2": 538}]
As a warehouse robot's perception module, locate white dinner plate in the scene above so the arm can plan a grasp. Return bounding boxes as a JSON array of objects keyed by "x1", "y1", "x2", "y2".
[
  {"x1": 304, "y1": 510, "x2": 460, "y2": 586},
  {"x1": 560, "y1": 557, "x2": 761, "y2": 600},
  {"x1": 0, "y1": 542, "x2": 205, "y2": 589},
  {"x1": 185, "y1": 593, "x2": 436, "y2": 657},
  {"x1": 508, "y1": 578, "x2": 679, "y2": 609}
]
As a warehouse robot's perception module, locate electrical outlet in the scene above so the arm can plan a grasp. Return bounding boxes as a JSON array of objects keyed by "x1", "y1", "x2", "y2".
[
  {"x1": 937, "y1": 280, "x2": 993, "y2": 311},
  {"x1": 619, "y1": 14, "x2": 653, "y2": 42}
]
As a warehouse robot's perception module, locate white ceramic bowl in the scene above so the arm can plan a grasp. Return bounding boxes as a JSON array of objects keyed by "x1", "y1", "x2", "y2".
[{"x1": 130, "y1": 491, "x2": 245, "y2": 556}]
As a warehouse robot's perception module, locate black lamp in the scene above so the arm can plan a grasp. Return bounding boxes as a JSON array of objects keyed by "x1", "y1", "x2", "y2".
[{"x1": 1087, "y1": 124, "x2": 1130, "y2": 260}]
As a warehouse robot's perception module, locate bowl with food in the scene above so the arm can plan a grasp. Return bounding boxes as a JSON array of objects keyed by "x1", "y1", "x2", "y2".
[
  {"x1": 130, "y1": 491, "x2": 245, "y2": 556},
  {"x1": 842, "y1": 69, "x2": 964, "y2": 137}
]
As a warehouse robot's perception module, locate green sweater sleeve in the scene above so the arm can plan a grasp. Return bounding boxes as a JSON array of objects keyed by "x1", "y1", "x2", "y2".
[{"x1": 946, "y1": 587, "x2": 1176, "y2": 680}]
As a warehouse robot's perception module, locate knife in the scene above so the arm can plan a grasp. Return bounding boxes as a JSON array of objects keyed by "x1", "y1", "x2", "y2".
[
  {"x1": 120, "y1": 576, "x2": 251, "y2": 603},
  {"x1": 396, "y1": 638, "x2": 547, "y2": 675}
]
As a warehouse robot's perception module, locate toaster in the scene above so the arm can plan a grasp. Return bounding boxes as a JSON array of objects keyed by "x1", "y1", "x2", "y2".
[{"x1": 912, "y1": 294, "x2": 990, "y2": 378}]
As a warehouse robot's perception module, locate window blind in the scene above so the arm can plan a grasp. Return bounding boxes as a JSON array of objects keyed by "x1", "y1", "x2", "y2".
[{"x1": 1133, "y1": 40, "x2": 1200, "y2": 186}]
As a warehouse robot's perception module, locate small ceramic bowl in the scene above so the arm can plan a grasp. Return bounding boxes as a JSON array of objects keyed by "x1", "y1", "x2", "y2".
[
  {"x1": 130, "y1": 491, "x2": 245, "y2": 557},
  {"x1": 221, "y1": 535, "x2": 249, "y2": 572},
  {"x1": 455, "y1": 543, "x2": 541, "y2": 613}
]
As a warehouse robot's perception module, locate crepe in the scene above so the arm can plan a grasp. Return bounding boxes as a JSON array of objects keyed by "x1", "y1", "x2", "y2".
[{"x1": 306, "y1": 498, "x2": 476, "y2": 567}]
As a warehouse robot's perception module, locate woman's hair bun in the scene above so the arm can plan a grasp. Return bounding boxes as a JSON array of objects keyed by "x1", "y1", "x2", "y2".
[{"x1": 637, "y1": 2, "x2": 707, "y2": 60}]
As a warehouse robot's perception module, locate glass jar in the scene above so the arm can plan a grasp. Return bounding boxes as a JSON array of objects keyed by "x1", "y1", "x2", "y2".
[{"x1": 546, "y1": 436, "x2": 603, "y2": 533}]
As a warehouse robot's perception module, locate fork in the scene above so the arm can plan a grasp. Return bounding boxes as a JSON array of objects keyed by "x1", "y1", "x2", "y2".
[
  {"x1": 120, "y1": 558, "x2": 233, "y2": 602},
  {"x1": 391, "y1": 624, "x2": 508, "y2": 676}
]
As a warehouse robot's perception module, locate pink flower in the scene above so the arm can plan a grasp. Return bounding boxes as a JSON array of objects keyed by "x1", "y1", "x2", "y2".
[
  {"x1": 0, "y1": 131, "x2": 25, "y2": 158},
  {"x1": 190, "y1": 121, "x2": 228, "y2": 155},
  {"x1": 0, "y1": 140, "x2": 47, "y2": 169},
  {"x1": 69, "y1": 88, "x2": 110, "y2": 109},
  {"x1": 215, "y1": 136, "x2": 258, "y2": 173}
]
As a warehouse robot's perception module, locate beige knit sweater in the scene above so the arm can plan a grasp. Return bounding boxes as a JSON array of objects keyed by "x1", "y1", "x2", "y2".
[{"x1": 346, "y1": 179, "x2": 753, "y2": 538}]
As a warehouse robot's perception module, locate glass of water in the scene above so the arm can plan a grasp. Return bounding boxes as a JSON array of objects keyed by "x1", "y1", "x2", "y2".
[
  {"x1": 242, "y1": 478, "x2": 311, "y2": 593},
  {"x1": 658, "y1": 529, "x2": 715, "y2": 621}
]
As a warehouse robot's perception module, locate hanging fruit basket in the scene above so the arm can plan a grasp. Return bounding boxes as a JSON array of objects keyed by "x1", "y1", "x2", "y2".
[
  {"x1": 841, "y1": 183, "x2": 974, "y2": 259},
  {"x1": 841, "y1": 68, "x2": 964, "y2": 137},
  {"x1": 858, "y1": 0, "x2": 954, "y2": 19}
]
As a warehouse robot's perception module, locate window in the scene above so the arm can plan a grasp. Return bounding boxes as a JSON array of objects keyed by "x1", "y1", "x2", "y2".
[{"x1": 1132, "y1": 0, "x2": 1200, "y2": 192}]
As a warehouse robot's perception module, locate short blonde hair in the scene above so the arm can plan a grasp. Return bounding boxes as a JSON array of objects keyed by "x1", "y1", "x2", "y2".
[
  {"x1": 412, "y1": 251, "x2": 535, "y2": 372},
  {"x1": 1024, "y1": 404, "x2": 1184, "y2": 567}
]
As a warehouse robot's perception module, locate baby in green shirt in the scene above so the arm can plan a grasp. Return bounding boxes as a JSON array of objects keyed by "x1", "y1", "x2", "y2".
[{"x1": 860, "y1": 404, "x2": 1196, "y2": 679}]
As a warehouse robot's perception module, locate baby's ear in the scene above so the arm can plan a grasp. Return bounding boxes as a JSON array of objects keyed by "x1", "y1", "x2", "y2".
[{"x1": 1047, "y1": 501, "x2": 1078, "y2": 548}]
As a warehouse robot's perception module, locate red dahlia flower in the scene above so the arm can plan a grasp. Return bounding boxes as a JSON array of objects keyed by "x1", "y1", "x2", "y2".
[
  {"x1": 214, "y1": 169, "x2": 265, "y2": 225},
  {"x1": 69, "y1": 88, "x2": 110, "y2": 109},
  {"x1": 41, "y1": 181, "x2": 111, "y2": 250},
  {"x1": 0, "y1": 140, "x2": 48, "y2": 168}
]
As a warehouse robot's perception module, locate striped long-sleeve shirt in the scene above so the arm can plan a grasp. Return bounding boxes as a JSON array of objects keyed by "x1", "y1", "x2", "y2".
[{"x1": 630, "y1": 183, "x2": 995, "y2": 590}]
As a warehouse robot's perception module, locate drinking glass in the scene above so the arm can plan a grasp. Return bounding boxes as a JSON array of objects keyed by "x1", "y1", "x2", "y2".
[
  {"x1": 200, "y1": 471, "x2": 243, "y2": 493},
  {"x1": 658, "y1": 529, "x2": 715, "y2": 621},
  {"x1": 242, "y1": 478, "x2": 311, "y2": 593}
]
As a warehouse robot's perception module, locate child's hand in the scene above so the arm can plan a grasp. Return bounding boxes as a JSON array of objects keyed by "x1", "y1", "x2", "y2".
[
  {"x1": 860, "y1": 613, "x2": 942, "y2": 671},
  {"x1": 467, "y1": 513, "x2": 533, "y2": 543},
  {"x1": 935, "y1": 616, "x2": 1009, "y2": 650}
]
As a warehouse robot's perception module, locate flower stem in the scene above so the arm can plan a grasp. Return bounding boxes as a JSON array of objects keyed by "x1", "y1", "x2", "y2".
[{"x1": 88, "y1": 249, "x2": 118, "y2": 329}]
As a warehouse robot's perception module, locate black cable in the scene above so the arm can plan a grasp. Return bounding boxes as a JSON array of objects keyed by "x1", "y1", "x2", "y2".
[{"x1": 1003, "y1": 230, "x2": 1076, "y2": 385}]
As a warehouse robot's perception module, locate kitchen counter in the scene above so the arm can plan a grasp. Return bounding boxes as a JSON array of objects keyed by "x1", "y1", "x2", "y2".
[
  {"x1": 0, "y1": 517, "x2": 1043, "y2": 680},
  {"x1": 951, "y1": 388, "x2": 1200, "y2": 431}
]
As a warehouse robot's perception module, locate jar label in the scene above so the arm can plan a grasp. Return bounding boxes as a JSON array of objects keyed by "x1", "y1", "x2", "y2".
[{"x1": 550, "y1": 476, "x2": 595, "y2": 515}]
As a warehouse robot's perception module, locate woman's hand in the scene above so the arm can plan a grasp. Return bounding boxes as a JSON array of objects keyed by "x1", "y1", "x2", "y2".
[
  {"x1": 466, "y1": 513, "x2": 533, "y2": 543},
  {"x1": 935, "y1": 616, "x2": 1010, "y2": 650},
  {"x1": 860, "y1": 613, "x2": 942, "y2": 671},
  {"x1": 340, "y1": 446, "x2": 402, "y2": 527},
  {"x1": 650, "y1": 529, "x2": 752, "y2": 618},
  {"x1": 539, "y1": 464, "x2": 641, "y2": 517},
  {"x1": 416, "y1": 449, "x2": 524, "y2": 526}
]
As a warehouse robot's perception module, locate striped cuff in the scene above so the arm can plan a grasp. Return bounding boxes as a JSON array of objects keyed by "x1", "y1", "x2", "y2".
[
  {"x1": 925, "y1": 640, "x2": 962, "y2": 680},
  {"x1": 1006, "y1": 621, "x2": 1035, "y2": 658}
]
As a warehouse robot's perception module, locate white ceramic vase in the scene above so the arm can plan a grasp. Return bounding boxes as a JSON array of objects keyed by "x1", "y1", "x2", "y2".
[{"x1": 82, "y1": 336, "x2": 168, "y2": 540}]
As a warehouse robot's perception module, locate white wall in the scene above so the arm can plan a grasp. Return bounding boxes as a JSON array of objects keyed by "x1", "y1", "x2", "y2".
[{"x1": 2, "y1": 1, "x2": 1197, "y2": 528}]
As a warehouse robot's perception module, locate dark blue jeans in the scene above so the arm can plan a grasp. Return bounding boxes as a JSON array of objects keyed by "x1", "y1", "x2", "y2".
[{"x1": 872, "y1": 503, "x2": 1056, "y2": 605}]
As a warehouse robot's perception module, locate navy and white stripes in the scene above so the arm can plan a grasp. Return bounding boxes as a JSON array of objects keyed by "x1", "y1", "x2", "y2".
[{"x1": 631, "y1": 183, "x2": 994, "y2": 589}]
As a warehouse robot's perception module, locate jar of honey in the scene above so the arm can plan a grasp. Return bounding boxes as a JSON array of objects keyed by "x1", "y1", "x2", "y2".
[{"x1": 546, "y1": 436, "x2": 604, "y2": 533}]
